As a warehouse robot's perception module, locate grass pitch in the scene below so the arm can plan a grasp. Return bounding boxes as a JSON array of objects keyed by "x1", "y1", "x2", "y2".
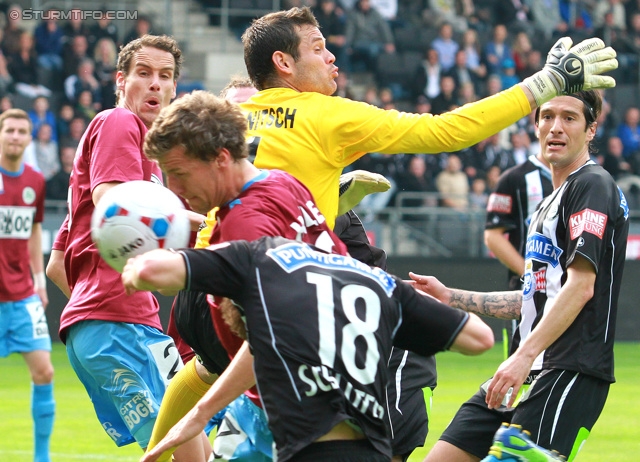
[{"x1": 0, "y1": 342, "x2": 638, "y2": 461}]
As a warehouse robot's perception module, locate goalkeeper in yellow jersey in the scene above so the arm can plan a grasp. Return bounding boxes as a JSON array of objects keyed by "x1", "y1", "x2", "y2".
[{"x1": 234, "y1": 6, "x2": 618, "y2": 462}]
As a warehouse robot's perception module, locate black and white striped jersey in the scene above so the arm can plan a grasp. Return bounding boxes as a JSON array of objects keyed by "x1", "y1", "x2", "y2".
[
  {"x1": 486, "y1": 155, "x2": 554, "y2": 289},
  {"x1": 513, "y1": 161, "x2": 629, "y2": 383}
]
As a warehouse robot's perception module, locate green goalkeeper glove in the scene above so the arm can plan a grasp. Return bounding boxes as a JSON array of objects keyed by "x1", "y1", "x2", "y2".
[
  {"x1": 338, "y1": 170, "x2": 391, "y2": 216},
  {"x1": 522, "y1": 37, "x2": 618, "y2": 106}
]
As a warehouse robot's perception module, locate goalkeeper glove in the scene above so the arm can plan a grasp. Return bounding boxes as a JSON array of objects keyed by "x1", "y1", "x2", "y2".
[
  {"x1": 523, "y1": 37, "x2": 618, "y2": 106},
  {"x1": 338, "y1": 170, "x2": 391, "y2": 216}
]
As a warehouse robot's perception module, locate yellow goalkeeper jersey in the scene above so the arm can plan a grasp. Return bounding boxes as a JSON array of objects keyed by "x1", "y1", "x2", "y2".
[{"x1": 241, "y1": 86, "x2": 531, "y2": 229}]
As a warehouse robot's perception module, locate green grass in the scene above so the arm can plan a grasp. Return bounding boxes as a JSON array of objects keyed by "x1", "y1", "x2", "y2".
[{"x1": 1, "y1": 343, "x2": 638, "y2": 461}]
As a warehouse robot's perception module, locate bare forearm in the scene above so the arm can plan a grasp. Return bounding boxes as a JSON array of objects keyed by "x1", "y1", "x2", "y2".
[{"x1": 448, "y1": 289, "x2": 522, "y2": 320}]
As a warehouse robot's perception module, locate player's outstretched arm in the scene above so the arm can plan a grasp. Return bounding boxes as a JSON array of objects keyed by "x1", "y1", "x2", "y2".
[
  {"x1": 448, "y1": 313, "x2": 494, "y2": 355},
  {"x1": 409, "y1": 272, "x2": 522, "y2": 320},
  {"x1": 141, "y1": 342, "x2": 256, "y2": 462},
  {"x1": 521, "y1": 37, "x2": 618, "y2": 107},
  {"x1": 122, "y1": 249, "x2": 186, "y2": 295}
]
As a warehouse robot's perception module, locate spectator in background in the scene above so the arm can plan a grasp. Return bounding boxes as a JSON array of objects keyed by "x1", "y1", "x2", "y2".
[
  {"x1": 485, "y1": 73, "x2": 503, "y2": 96},
  {"x1": 313, "y1": 0, "x2": 348, "y2": 69},
  {"x1": 56, "y1": 103, "x2": 74, "y2": 140},
  {"x1": 414, "y1": 48, "x2": 443, "y2": 100},
  {"x1": 602, "y1": 135, "x2": 636, "y2": 179},
  {"x1": 333, "y1": 70, "x2": 357, "y2": 99},
  {"x1": 499, "y1": 58, "x2": 520, "y2": 90},
  {"x1": 431, "y1": 75, "x2": 460, "y2": 114},
  {"x1": 8, "y1": 32, "x2": 52, "y2": 99},
  {"x1": 93, "y1": 37, "x2": 118, "y2": 109},
  {"x1": 61, "y1": 8, "x2": 91, "y2": 50},
  {"x1": 431, "y1": 22, "x2": 459, "y2": 72},
  {"x1": 62, "y1": 34, "x2": 90, "y2": 79},
  {"x1": 485, "y1": 164, "x2": 502, "y2": 191},
  {"x1": 75, "y1": 90, "x2": 98, "y2": 122},
  {"x1": 484, "y1": 24, "x2": 512, "y2": 75},
  {"x1": 458, "y1": 81, "x2": 479, "y2": 105},
  {"x1": 395, "y1": 155, "x2": 439, "y2": 217},
  {"x1": 60, "y1": 116, "x2": 87, "y2": 147},
  {"x1": 436, "y1": 154, "x2": 469, "y2": 210},
  {"x1": 0, "y1": 47, "x2": 13, "y2": 98},
  {"x1": 28, "y1": 96, "x2": 58, "y2": 142},
  {"x1": 23, "y1": 123, "x2": 60, "y2": 181},
  {"x1": 124, "y1": 15, "x2": 153, "y2": 45},
  {"x1": 509, "y1": 129, "x2": 531, "y2": 165},
  {"x1": 517, "y1": 48, "x2": 543, "y2": 80},
  {"x1": 511, "y1": 31, "x2": 532, "y2": 76},
  {"x1": 528, "y1": 0, "x2": 567, "y2": 41},
  {"x1": 345, "y1": 0, "x2": 396, "y2": 72},
  {"x1": 616, "y1": 106, "x2": 640, "y2": 158},
  {"x1": 593, "y1": 0, "x2": 626, "y2": 31},
  {"x1": 460, "y1": 29, "x2": 488, "y2": 84},
  {"x1": 2, "y1": 4, "x2": 25, "y2": 56},
  {"x1": 446, "y1": 49, "x2": 483, "y2": 97},
  {"x1": 88, "y1": 12, "x2": 120, "y2": 52},
  {"x1": 469, "y1": 176, "x2": 489, "y2": 209},
  {"x1": 34, "y1": 9, "x2": 64, "y2": 72},
  {"x1": 46, "y1": 143, "x2": 76, "y2": 200},
  {"x1": 0, "y1": 94, "x2": 13, "y2": 113},
  {"x1": 428, "y1": 0, "x2": 474, "y2": 33},
  {"x1": 64, "y1": 58, "x2": 102, "y2": 107}
]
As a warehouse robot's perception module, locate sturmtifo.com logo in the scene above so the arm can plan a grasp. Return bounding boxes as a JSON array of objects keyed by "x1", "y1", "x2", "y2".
[{"x1": 19, "y1": 9, "x2": 138, "y2": 21}]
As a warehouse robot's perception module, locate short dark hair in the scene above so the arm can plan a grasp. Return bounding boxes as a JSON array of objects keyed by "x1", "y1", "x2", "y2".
[
  {"x1": 241, "y1": 7, "x2": 318, "y2": 90},
  {"x1": 535, "y1": 90, "x2": 602, "y2": 128},
  {"x1": 145, "y1": 90, "x2": 248, "y2": 163}
]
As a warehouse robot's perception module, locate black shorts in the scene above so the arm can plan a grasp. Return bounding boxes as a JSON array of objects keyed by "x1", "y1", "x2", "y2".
[
  {"x1": 386, "y1": 348, "x2": 437, "y2": 457},
  {"x1": 440, "y1": 369, "x2": 610, "y2": 459},
  {"x1": 290, "y1": 440, "x2": 389, "y2": 462}
]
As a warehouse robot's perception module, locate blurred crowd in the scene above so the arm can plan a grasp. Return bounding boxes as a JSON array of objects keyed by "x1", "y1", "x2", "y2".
[{"x1": 3, "y1": 0, "x2": 640, "y2": 214}]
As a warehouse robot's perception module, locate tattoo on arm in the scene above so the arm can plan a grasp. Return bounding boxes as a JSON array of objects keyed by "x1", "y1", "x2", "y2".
[{"x1": 449, "y1": 290, "x2": 521, "y2": 320}]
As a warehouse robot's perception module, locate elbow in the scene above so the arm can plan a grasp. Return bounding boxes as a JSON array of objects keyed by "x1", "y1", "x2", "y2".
[{"x1": 470, "y1": 323, "x2": 495, "y2": 355}]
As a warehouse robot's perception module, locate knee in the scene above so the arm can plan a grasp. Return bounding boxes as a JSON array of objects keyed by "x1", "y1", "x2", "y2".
[{"x1": 32, "y1": 363, "x2": 55, "y2": 384}]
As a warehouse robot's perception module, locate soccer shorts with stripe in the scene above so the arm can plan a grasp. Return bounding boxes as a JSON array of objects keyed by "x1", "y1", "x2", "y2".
[{"x1": 439, "y1": 369, "x2": 609, "y2": 460}]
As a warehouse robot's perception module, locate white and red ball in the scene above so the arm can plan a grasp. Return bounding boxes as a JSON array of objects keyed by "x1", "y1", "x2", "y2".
[{"x1": 91, "y1": 180, "x2": 190, "y2": 273}]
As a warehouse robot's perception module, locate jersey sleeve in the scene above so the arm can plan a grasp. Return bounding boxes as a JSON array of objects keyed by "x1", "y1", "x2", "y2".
[
  {"x1": 180, "y1": 241, "x2": 251, "y2": 298},
  {"x1": 51, "y1": 215, "x2": 69, "y2": 251},
  {"x1": 485, "y1": 171, "x2": 517, "y2": 231},
  {"x1": 88, "y1": 110, "x2": 146, "y2": 191},
  {"x1": 391, "y1": 279, "x2": 470, "y2": 356},
  {"x1": 324, "y1": 86, "x2": 531, "y2": 167},
  {"x1": 562, "y1": 171, "x2": 618, "y2": 270}
]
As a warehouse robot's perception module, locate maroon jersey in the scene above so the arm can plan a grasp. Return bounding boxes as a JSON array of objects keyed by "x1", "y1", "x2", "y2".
[
  {"x1": 55, "y1": 108, "x2": 164, "y2": 341},
  {"x1": 173, "y1": 169, "x2": 348, "y2": 405},
  {"x1": 0, "y1": 163, "x2": 45, "y2": 301}
]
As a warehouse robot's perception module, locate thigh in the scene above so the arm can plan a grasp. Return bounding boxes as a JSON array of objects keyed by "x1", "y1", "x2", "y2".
[
  {"x1": 0, "y1": 295, "x2": 51, "y2": 357},
  {"x1": 66, "y1": 320, "x2": 183, "y2": 448},
  {"x1": 439, "y1": 385, "x2": 512, "y2": 459},
  {"x1": 512, "y1": 369, "x2": 610, "y2": 460}
]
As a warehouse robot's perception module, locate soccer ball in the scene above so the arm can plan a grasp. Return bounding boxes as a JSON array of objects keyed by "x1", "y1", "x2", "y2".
[{"x1": 91, "y1": 181, "x2": 191, "y2": 273}]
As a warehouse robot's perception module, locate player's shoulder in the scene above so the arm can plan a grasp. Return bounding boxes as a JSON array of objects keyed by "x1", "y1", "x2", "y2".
[
  {"x1": 21, "y1": 163, "x2": 46, "y2": 185},
  {"x1": 92, "y1": 107, "x2": 145, "y2": 131}
]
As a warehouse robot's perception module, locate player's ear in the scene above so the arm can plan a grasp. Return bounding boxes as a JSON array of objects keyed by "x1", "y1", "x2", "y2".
[
  {"x1": 116, "y1": 71, "x2": 126, "y2": 93},
  {"x1": 272, "y1": 51, "x2": 294, "y2": 76}
]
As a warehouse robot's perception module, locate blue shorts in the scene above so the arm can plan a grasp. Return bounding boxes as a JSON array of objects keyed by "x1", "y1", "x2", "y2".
[
  {"x1": 213, "y1": 394, "x2": 273, "y2": 461},
  {"x1": 66, "y1": 320, "x2": 183, "y2": 448},
  {"x1": 0, "y1": 294, "x2": 52, "y2": 357}
]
